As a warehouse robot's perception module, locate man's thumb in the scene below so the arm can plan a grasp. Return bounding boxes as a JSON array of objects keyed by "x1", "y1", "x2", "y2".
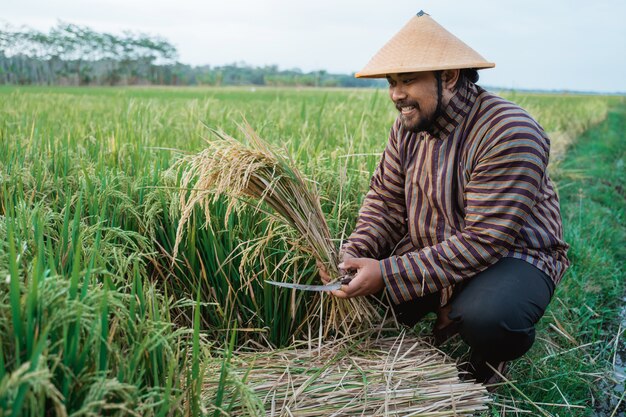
[{"x1": 338, "y1": 257, "x2": 362, "y2": 270}]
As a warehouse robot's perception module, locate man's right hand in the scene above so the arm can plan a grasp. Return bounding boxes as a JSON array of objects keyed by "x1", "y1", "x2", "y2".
[{"x1": 317, "y1": 252, "x2": 354, "y2": 284}]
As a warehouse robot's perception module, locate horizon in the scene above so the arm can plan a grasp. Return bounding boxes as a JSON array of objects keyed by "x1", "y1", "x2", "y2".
[{"x1": 3, "y1": 0, "x2": 626, "y2": 94}]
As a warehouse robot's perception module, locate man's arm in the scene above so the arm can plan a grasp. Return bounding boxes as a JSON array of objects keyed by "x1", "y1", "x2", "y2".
[
  {"x1": 334, "y1": 120, "x2": 551, "y2": 302},
  {"x1": 341, "y1": 120, "x2": 407, "y2": 261},
  {"x1": 379, "y1": 121, "x2": 550, "y2": 304}
]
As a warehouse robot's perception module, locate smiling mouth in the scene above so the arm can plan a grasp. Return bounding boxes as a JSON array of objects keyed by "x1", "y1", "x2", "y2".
[{"x1": 400, "y1": 105, "x2": 417, "y2": 115}]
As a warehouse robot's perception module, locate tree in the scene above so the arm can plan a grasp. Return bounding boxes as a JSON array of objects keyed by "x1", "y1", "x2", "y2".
[
  {"x1": 0, "y1": 22, "x2": 178, "y2": 85},
  {"x1": 0, "y1": 22, "x2": 385, "y2": 88}
]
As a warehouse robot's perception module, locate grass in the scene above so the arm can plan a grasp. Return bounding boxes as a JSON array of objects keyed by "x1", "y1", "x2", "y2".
[
  {"x1": 526, "y1": 100, "x2": 625, "y2": 415},
  {"x1": 0, "y1": 84, "x2": 623, "y2": 415}
]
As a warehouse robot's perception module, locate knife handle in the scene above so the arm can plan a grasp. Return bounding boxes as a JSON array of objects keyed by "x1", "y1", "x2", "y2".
[{"x1": 340, "y1": 272, "x2": 355, "y2": 285}]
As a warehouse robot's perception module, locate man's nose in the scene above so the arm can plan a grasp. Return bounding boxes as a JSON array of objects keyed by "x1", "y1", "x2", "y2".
[{"x1": 390, "y1": 85, "x2": 407, "y2": 102}]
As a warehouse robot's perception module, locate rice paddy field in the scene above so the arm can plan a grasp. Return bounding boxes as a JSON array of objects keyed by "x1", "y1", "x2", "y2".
[{"x1": 0, "y1": 85, "x2": 624, "y2": 416}]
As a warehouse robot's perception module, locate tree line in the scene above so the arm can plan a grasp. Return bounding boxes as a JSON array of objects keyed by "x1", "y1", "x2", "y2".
[{"x1": 0, "y1": 22, "x2": 383, "y2": 88}]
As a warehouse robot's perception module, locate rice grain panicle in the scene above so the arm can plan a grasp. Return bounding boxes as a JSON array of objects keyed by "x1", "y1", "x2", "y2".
[{"x1": 173, "y1": 124, "x2": 382, "y2": 335}]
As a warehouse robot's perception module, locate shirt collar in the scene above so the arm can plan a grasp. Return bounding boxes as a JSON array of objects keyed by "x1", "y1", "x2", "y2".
[{"x1": 426, "y1": 80, "x2": 478, "y2": 140}]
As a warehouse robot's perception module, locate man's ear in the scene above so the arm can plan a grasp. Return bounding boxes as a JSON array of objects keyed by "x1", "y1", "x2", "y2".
[{"x1": 441, "y1": 69, "x2": 460, "y2": 91}]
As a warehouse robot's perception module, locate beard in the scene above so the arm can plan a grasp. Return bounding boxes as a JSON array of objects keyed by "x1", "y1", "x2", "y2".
[{"x1": 395, "y1": 99, "x2": 438, "y2": 133}]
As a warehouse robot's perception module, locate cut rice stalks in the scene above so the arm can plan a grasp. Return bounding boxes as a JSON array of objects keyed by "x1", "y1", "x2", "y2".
[
  {"x1": 173, "y1": 124, "x2": 382, "y2": 336},
  {"x1": 203, "y1": 332, "x2": 492, "y2": 416}
]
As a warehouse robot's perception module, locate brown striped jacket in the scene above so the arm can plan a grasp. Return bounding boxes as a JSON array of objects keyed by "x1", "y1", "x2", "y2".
[{"x1": 343, "y1": 81, "x2": 570, "y2": 305}]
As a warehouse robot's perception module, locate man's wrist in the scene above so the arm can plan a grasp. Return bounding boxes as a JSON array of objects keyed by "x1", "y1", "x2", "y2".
[
  {"x1": 378, "y1": 259, "x2": 389, "y2": 293},
  {"x1": 379, "y1": 256, "x2": 406, "y2": 305}
]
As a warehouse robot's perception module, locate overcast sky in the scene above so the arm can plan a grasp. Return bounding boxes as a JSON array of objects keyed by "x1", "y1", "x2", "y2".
[{"x1": 3, "y1": 0, "x2": 625, "y2": 93}]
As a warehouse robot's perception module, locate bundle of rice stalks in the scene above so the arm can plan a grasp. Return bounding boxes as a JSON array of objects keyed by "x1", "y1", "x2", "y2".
[
  {"x1": 173, "y1": 125, "x2": 382, "y2": 335},
  {"x1": 203, "y1": 332, "x2": 491, "y2": 416}
]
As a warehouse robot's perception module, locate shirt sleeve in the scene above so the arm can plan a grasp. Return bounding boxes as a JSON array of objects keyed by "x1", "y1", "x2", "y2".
[
  {"x1": 342, "y1": 120, "x2": 407, "y2": 260},
  {"x1": 380, "y1": 120, "x2": 550, "y2": 304}
]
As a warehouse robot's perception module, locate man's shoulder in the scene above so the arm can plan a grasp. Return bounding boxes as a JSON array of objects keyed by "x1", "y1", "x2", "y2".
[
  {"x1": 469, "y1": 87, "x2": 547, "y2": 139},
  {"x1": 466, "y1": 87, "x2": 550, "y2": 161},
  {"x1": 473, "y1": 87, "x2": 540, "y2": 128}
]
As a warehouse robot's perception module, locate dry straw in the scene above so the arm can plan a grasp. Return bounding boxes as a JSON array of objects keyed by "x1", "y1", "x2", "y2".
[
  {"x1": 173, "y1": 124, "x2": 382, "y2": 335},
  {"x1": 203, "y1": 333, "x2": 491, "y2": 416}
]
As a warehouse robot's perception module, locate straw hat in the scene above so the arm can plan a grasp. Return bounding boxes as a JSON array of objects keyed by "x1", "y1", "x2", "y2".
[{"x1": 356, "y1": 11, "x2": 495, "y2": 78}]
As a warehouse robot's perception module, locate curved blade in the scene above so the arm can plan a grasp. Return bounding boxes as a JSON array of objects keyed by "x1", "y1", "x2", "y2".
[{"x1": 265, "y1": 280, "x2": 343, "y2": 292}]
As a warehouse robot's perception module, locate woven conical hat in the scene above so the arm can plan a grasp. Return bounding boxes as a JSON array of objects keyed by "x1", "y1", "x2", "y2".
[{"x1": 356, "y1": 11, "x2": 494, "y2": 78}]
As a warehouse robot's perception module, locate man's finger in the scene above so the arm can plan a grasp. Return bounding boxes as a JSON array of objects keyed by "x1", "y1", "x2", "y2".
[
  {"x1": 316, "y1": 259, "x2": 332, "y2": 284},
  {"x1": 330, "y1": 289, "x2": 348, "y2": 298},
  {"x1": 338, "y1": 257, "x2": 362, "y2": 271},
  {"x1": 330, "y1": 284, "x2": 352, "y2": 298}
]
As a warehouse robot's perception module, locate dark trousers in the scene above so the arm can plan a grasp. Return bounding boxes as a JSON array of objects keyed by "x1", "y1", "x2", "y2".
[{"x1": 391, "y1": 257, "x2": 555, "y2": 363}]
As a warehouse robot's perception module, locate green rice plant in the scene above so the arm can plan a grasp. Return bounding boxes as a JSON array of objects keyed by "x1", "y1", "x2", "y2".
[
  {"x1": 172, "y1": 124, "x2": 382, "y2": 337},
  {"x1": 0, "y1": 195, "x2": 198, "y2": 416}
]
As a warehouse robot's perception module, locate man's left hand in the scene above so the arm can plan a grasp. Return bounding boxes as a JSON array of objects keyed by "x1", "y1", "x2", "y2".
[{"x1": 331, "y1": 258, "x2": 385, "y2": 298}]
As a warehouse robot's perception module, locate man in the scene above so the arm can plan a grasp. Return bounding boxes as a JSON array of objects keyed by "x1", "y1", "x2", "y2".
[{"x1": 319, "y1": 11, "x2": 569, "y2": 385}]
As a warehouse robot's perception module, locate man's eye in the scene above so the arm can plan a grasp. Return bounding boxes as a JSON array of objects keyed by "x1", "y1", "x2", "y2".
[{"x1": 402, "y1": 78, "x2": 415, "y2": 84}]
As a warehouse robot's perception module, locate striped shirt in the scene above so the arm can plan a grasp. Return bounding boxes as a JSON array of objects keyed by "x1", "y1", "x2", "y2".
[{"x1": 343, "y1": 80, "x2": 570, "y2": 305}]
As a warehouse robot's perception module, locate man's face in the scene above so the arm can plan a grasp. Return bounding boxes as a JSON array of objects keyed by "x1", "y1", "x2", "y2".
[{"x1": 387, "y1": 71, "x2": 439, "y2": 133}]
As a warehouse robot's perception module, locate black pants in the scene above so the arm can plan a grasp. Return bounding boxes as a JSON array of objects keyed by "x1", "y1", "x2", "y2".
[{"x1": 391, "y1": 257, "x2": 555, "y2": 363}]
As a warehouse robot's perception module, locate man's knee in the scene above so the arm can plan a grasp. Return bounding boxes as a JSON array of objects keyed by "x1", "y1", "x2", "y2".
[
  {"x1": 451, "y1": 301, "x2": 536, "y2": 361},
  {"x1": 446, "y1": 258, "x2": 554, "y2": 361}
]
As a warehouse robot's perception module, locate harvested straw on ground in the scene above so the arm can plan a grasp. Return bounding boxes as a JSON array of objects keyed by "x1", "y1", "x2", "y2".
[
  {"x1": 173, "y1": 125, "x2": 382, "y2": 335},
  {"x1": 203, "y1": 332, "x2": 492, "y2": 416}
]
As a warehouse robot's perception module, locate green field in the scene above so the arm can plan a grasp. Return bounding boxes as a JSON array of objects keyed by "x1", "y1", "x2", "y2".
[{"x1": 0, "y1": 86, "x2": 624, "y2": 416}]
